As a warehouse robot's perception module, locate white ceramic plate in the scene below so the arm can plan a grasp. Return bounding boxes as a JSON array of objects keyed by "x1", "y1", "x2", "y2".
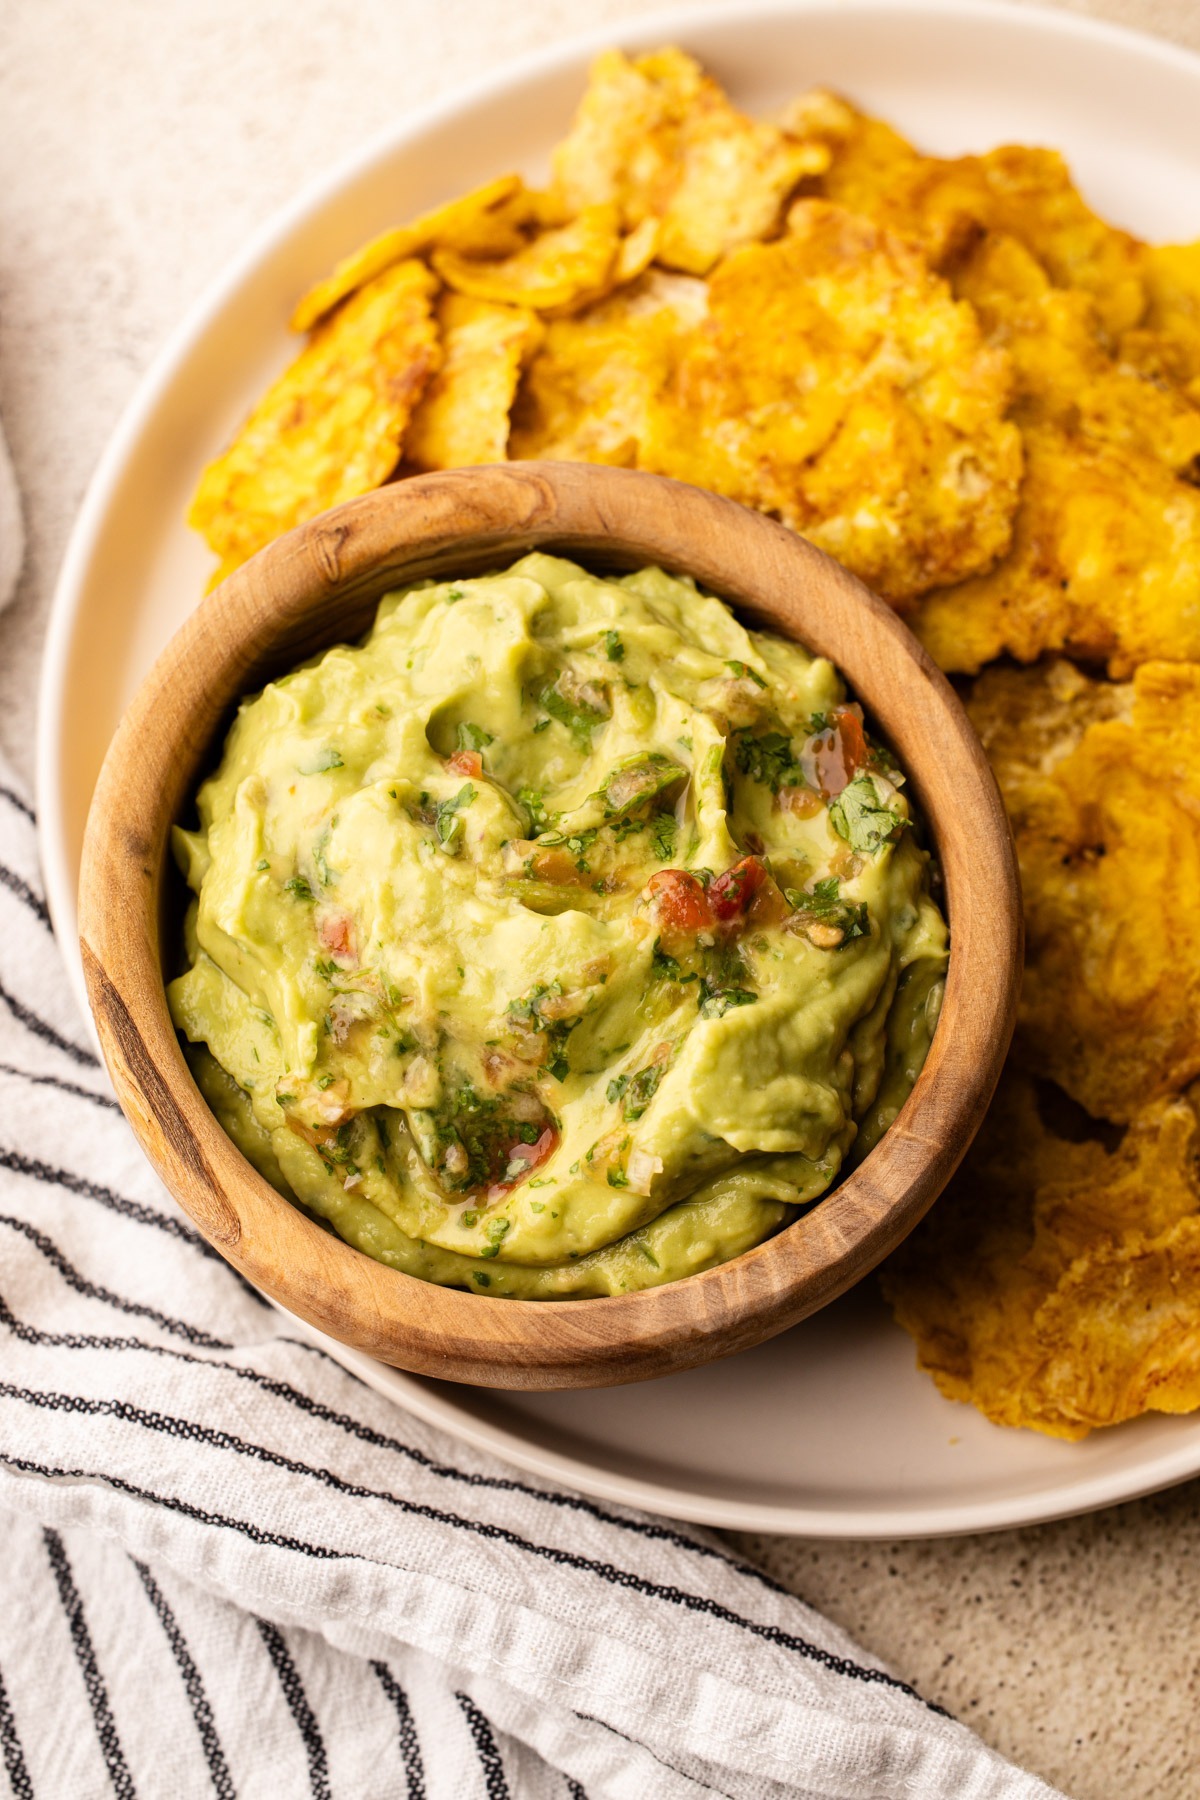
[{"x1": 40, "y1": 0, "x2": 1200, "y2": 1536}]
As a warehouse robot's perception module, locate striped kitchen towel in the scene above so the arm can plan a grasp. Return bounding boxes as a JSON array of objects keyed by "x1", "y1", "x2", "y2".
[
  {"x1": 0, "y1": 757, "x2": 1063, "y2": 1800},
  {"x1": 0, "y1": 417, "x2": 22, "y2": 620}
]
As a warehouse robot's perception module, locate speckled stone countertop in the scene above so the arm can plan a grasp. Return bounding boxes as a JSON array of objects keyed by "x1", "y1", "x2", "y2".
[{"x1": 2, "y1": 3, "x2": 1198, "y2": 1796}]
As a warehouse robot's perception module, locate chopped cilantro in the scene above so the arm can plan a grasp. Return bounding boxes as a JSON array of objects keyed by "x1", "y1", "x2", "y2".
[
  {"x1": 538, "y1": 675, "x2": 609, "y2": 748},
  {"x1": 828, "y1": 775, "x2": 905, "y2": 854},
  {"x1": 509, "y1": 980, "x2": 578, "y2": 1080},
  {"x1": 785, "y1": 876, "x2": 870, "y2": 946},
  {"x1": 650, "y1": 940, "x2": 698, "y2": 983},
  {"x1": 312, "y1": 832, "x2": 338, "y2": 887},
  {"x1": 255, "y1": 858, "x2": 270, "y2": 871},
  {"x1": 603, "y1": 629, "x2": 625, "y2": 663},
  {"x1": 599, "y1": 752, "x2": 685, "y2": 820},
  {"x1": 698, "y1": 980, "x2": 758, "y2": 1019},
  {"x1": 275, "y1": 1093, "x2": 295, "y2": 1106},
  {"x1": 316, "y1": 1074, "x2": 335, "y2": 1090},
  {"x1": 284, "y1": 876, "x2": 314, "y2": 901},
  {"x1": 518, "y1": 786, "x2": 551, "y2": 833},
  {"x1": 303, "y1": 748, "x2": 344, "y2": 774},
  {"x1": 532, "y1": 717, "x2": 551, "y2": 733},
  {"x1": 726, "y1": 659, "x2": 767, "y2": 688},
  {"x1": 538, "y1": 826, "x2": 598, "y2": 871},
  {"x1": 650, "y1": 814, "x2": 677, "y2": 862},
  {"x1": 620, "y1": 1061, "x2": 665, "y2": 1121},
  {"x1": 472, "y1": 1271, "x2": 490, "y2": 1286},
  {"x1": 607, "y1": 1073, "x2": 630, "y2": 1105},
  {"x1": 731, "y1": 729, "x2": 804, "y2": 795},
  {"x1": 607, "y1": 1166, "x2": 629, "y2": 1188},
  {"x1": 434, "y1": 782, "x2": 476, "y2": 852},
  {"x1": 456, "y1": 721, "x2": 494, "y2": 753},
  {"x1": 444, "y1": 587, "x2": 464, "y2": 603}
]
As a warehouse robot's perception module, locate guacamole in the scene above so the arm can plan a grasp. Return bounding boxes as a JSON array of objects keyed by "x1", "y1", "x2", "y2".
[{"x1": 169, "y1": 555, "x2": 947, "y2": 1298}]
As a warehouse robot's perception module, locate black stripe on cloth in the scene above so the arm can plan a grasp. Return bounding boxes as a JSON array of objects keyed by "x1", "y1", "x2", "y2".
[
  {"x1": 0, "y1": 1286, "x2": 885, "y2": 1663},
  {"x1": 565, "y1": 1782, "x2": 587, "y2": 1800},
  {"x1": 0, "y1": 1061, "x2": 120, "y2": 1111},
  {"x1": 0, "y1": 1415, "x2": 943, "y2": 1714},
  {"x1": 42, "y1": 1529, "x2": 136, "y2": 1800},
  {"x1": 0, "y1": 1278, "x2": 773, "y2": 1586},
  {"x1": 371, "y1": 1663, "x2": 426, "y2": 1800},
  {"x1": 0, "y1": 786, "x2": 34, "y2": 825},
  {"x1": 0, "y1": 862, "x2": 50, "y2": 930},
  {"x1": 0, "y1": 1217, "x2": 232, "y2": 1349},
  {"x1": 255, "y1": 1620, "x2": 330, "y2": 1800},
  {"x1": 0, "y1": 1658, "x2": 33, "y2": 1800},
  {"x1": 575, "y1": 1709, "x2": 725, "y2": 1796},
  {"x1": 454, "y1": 1692, "x2": 510, "y2": 1800},
  {"x1": 0, "y1": 977, "x2": 98, "y2": 1067},
  {"x1": 131, "y1": 1560, "x2": 235, "y2": 1800},
  {"x1": 0, "y1": 1144, "x2": 222, "y2": 1257},
  {"x1": 0, "y1": 1129, "x2": 273, "y2": 1311}
]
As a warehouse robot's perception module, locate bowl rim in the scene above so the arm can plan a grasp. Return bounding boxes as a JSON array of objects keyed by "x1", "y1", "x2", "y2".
[{"x1": 79, "y1": 462, "x2": 1020, "y2": 1389}]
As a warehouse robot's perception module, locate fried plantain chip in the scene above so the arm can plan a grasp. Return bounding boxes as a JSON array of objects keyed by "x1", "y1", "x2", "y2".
[
  {"x1": 508, "y1": 270, "x2": 706, "y2": 466},
  {"x1": 290, "y1": 175, "x2": 525, "y2": 333},
  {"x1": 968, "y1": 658, "x2": 1200, "y2": 1121},
  {"x1": 1121, "y1": 240, "x2": 1200, "y2": 409},
  {"x1": 957, "y1": 232, "x2": 1200, "y2": 472},
  {"x1": 977, "y1": 146, "x2": 1146, "y2": 338},
  {"x1": 550, "y1": 47, "x2": 828, "y2": 276},
  {"x1": 405, "y1": 293, "x2": 543, "y2": 470},
  {"x1": 1025, "y1": 1215, "x2": 1200, "y2": 1432},
  {"x1": 881, "y1": 1070, "x2": 1200, "y2": 1438},
  {"x1": 431, "y1": 203, "x2": 622, "y2": 314},
  {"x1": 190, "y1": 259, "x2": 439, "y2": 574},
  {"x1": 806, "y1": 95, "x2": 1146, "y2": 333},
  {"x1": 915, "y1": 422, "x2": 1200, "y2": 674},
  {"x1": 640, "y1": 200, "x2": 1022, "y2": 603},
  {"x1": 613, "y1": 215, "x2": 662, "y2": 285}
]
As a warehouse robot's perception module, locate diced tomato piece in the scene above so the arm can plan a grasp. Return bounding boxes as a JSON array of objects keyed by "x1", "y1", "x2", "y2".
[
  {"x1": 447, "y1": 749, "x2": 483, "y2": 778},
  {"x1": 645, "y1": 869, "x2": 715, "y2": 937},
  {"x1": 486, "y1": 1125, "x2": 559, "y2": 1201},
  {"x1": 512, "y1": 1125, "x2": 557, "y2": 1175},
  {"x1": 707, "y1": 856, "x2": 768, "y2": 921},
  {"x1": 804, "y1": 705, "x2": 867, "y2": 798},
  {"x1": 317, "y1": 908, "x2": 356, "y2": 962}
]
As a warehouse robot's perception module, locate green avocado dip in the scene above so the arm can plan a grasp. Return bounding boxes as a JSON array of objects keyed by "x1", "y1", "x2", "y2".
[{"x1": 168, "y1": 554, "x2": 948, "y2": 1298}]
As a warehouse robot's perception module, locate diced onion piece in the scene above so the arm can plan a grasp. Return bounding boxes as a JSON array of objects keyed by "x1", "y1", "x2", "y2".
[{"x1": 627, "y1": 1149, "x2": 663, "y2": 1195}]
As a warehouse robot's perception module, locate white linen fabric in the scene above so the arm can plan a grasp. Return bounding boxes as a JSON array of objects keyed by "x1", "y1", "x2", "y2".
[{"x1": 0, "y1": 447, "x2": 1062, "y2": 1800}]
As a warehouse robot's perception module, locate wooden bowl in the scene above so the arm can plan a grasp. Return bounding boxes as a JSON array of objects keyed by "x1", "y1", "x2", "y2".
[{"x1": 80, "y1": 463, "x2": 1020, "y2": 1389}]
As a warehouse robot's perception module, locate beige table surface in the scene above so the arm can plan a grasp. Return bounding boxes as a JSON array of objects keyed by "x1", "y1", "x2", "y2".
[{"x1": 3, "y1": 2, "x2": 1199, "y2": 1796}]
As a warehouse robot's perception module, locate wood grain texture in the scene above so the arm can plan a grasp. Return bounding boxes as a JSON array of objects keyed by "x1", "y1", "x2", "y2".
[{"x1": 78, "y1": 464, "x2": 1021, "y2": 1389}]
